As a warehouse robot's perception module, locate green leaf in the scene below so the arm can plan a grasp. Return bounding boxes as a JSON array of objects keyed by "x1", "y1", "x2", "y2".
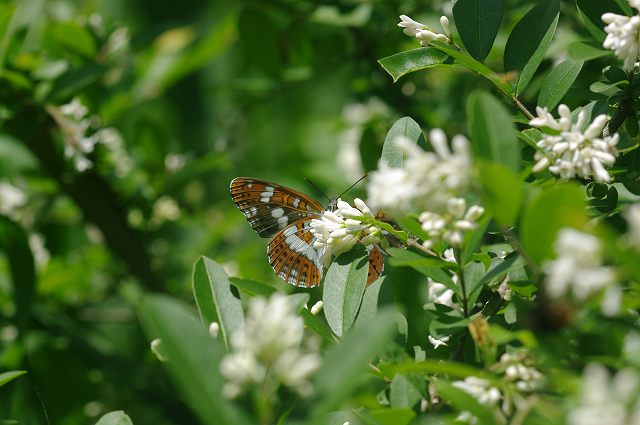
[
  {"x1": 192, "y1": 256, "x2": 244, "y2": 350},
  {"x1": 380, "y1": 117, "x2": 422, "y2": 168},
  {"x1": 378, "y1": 47, "x2": 451, "y2": 82},
  {"x1": 228, "y1": 277, "x2": 276, "y2": 297},
  {"x1": 387, "y1": 248, "x2": 458, "y2": 295},
  {"x1": 50, "y1": 21, "x2": 97, "y2": 58},
  {"x1": 577, "y1": 0, "x2": 624, "y2": 42},
  {"x1": 430, "y1": 41, "x2": 512, "y2": 95},
  {"x1": 138, "y1": 295, "x2": 248, "y2": 425},
  {"x1": 461, "y1": 216, "x2": 491, "y2": 265},
  {"x1": 389, "y1": 374, "x2": 422, "y2": 408},
  {"x1": 355, "y1": 276, "x2": 385, "y2": 326},
  {"x1": 464, "y1": 262, "x2": 486, "y2": 310},
  {"x1": 538, "y1": 59, "x2": 584, "y2": 109},
  {"x1": 368, "y1": 408, "x2": 416, "y2": 425},
  {"x1": 568, "y1": 41, "x2": 612, "y2": 61},
  {"x1": 0, "y1": 370, "x2": 26, "y2": 388},
  {"x1": 436, "y1": 381, "x2": 498, "y2": 425},
  {"x1": 95, "y1": 411, "x2": 133, "y2": 425},
  {"x1": 477, "y1": 161, "x2": 523, "y2": 226},
  {"x1": 313, "y1": 308, "x2": 397, "y2": 415},
  {"x1": 504, "y1": 0, "x2": 560, "y2": 95},
  {"x1": 453, "y1": 0, "x2": 504, "y2": 61},
  {"x1": 0, "y1": 216, "x2": 35, "y2": 332},
  {"x1": 322, "y1": 245, "x2": 369, "y2": 337},
  {"x1": 521, "y1": 184, "x2": 587, "y2": 264},
  {"x1": 380, "y1": 359, "x2": 495, "y2": 382},
  {"x1": 467, "y1": 90, "x2": 520, "y2": 171}
]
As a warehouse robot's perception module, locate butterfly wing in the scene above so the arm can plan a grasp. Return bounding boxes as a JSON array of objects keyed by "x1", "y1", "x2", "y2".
[
  {"x1": 268, "y1": 217, "x2": 324, "y2": 288},
  {"x1": 230, "y1": 177, "x2": 325, "y2": 238},
  {"x1": 367, "y1": 245, "x2": 384, "y2": 287}
]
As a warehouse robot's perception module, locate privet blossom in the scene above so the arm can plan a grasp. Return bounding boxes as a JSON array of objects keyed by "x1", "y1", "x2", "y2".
[
  {"x1": 545, "y1": 228, "x2": 619, "y2": 316},
  {"x1": 529, "y1": 104, "x2": 618, "y2": 183},
  {"x1": 568, "y1": 364, "x2": 640, "y2": 425},
  {"x1": 602, "y1": 0, "x2": 640, "y2": 70},
  {"x1": 452, "y1": 377, "x2": 502, "y2": 424},
  {"x1": 309, "y1": 198, "x2": 382, "y2": 267},
  {"x1": 220, "y1": 294, "x2": 320, "y2": 398},
  {"x1": 398, "y1": 14, "x2": 450, "y2": 46},
  {"x1": 419, "y1": 197, "x2": 484, "y2": 248},
  {"x1": 367, "y1": 129, "x2": 472, "y2": 215}
]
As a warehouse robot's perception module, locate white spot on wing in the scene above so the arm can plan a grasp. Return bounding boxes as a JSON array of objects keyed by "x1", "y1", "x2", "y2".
[
  {"x1": 277, "y1": 216, "x2": 288, "y2": 227},
  {"x1": 271, "y1": 208, "x2": 285, "y2": 218},
  {"x1": 293, "y1": 197, "x2": 300, "y2": 208}
]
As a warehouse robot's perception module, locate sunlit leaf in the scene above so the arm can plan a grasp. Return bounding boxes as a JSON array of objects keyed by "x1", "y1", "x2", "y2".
[
  {"x1": 380, "y1": 116, "x2": 423, "y2": 168},
  {"x1": 538, "y1": 59, "x2": 584, "y2": 109},
  {"x1": 95, "y1": 411, "x2": 133, "y2": 425},
  {"x1": 0, "y1": 370, "x2": 26, "y2": 388},
  {"x1": 378, "y1": 48, "x2": 451, "y2": 82}
]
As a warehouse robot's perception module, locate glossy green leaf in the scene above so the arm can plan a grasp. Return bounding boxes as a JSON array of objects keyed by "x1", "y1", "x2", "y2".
[
  {"x1": 389, "y1": 374, "x2": 422, "y2": 408},
  {"x1": 322, "y1": 245, "x2": 369, "y2": 337},
  {"x1": 192, "y1": 256, "x2": 244, "y2": 349},
  {"x1": 387, "y1": 248, "x2": 458, "y2": 295},
  {"x1": 138, "y1": 295, "x2": 248, "y2": 425},
  {"x1": 464, "y1": 262, "x2": 486, "y2": 310},
  {"x1": 477, "y1": 161, "x2": 523, "y2": 226},
  {"x1": 504, "y1": 0, "x2": 559, "y2": 94},
  {"x1": 577, "y1": 0, "x2": 624, "y2": 42},
  {"x1": 0, "y1": 370, "x2": 26, "y2": 388},
  {"x1": 453, "y1": 0, "x2": 504, "y2": 61},
  {"x1": 467, "y1": 90, "x2": 520, "y2": 171},
  {"x1": 355, "y1": 276, "x2": 384, "y2": 326},
  {"x1": 369, "y1": 408, "x2": 416, "y2": 425},
  {"x1": 380, "y1": 116, "x2": 422, "y2": 168},
  {"x1": 313, "y1": 308, "x2": 397, "y2": 415},
  {"x1": 378, "y1": 47, "x2": 450, "y2": 82},
  {"x1": 538, "y1": 59, "x2": 584, "y2": 109},
  {"x1": 431, "y1": 41, "x2": 512, "y2": 95},
  {"x1": 0, "y1": 216, "x2": 35, "y2": 332},
  {"x1": 436, "y1": 381, "x2": 498, "y2": 425},
  {"x1": 568, "y1": 41, "x2": 612, "y2": 61},
  {"x1": 521, "y1": 184, "x2": 587, "y2": 264},
  {"x1": 95, "y1": 411, "x2": 133, "y2": 425}
]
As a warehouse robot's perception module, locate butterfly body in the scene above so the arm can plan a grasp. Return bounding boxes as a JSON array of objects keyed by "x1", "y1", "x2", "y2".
[{"x1": 230, "y1": 177, "x2": 382, "y2": 288}]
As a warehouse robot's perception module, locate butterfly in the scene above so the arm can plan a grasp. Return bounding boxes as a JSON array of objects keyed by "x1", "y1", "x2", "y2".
[{"x1": 230, "y1": 177, "x2": 384, "y2": 288}]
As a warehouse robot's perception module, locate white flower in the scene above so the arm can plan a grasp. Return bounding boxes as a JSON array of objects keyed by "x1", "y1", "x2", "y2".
[
  {"x1": 568, "y1": 364, "x2": 640, "y2": 425},
  {"x1": 602, "y1": 8, "x2": 640, "y2": 70},
  {"x1": 419, "y1": 198, "x2": 484, "y2": 248},
  {"x1": 529, "y1": 104, "x2": 618, "y2": 182},
  {"x1": 398, "y1": 14, "x2": 450, "y2": 46},
  {"x1": 428, "y1": 334, "x2": 450, "y2": 349},
  {"x1": 29, "y1": 233, "x2": 50, "y2": 268},
  {"x1": 0, "y1": 182, "x2": 27, "y2": 218},
  {"x1": 427, "y1": 279, "x2": 456, "y2": 308},
  {"x1": 625, "y1": 204, "x2": 640, "y2": 249},
  {"x1": 220, "y1": 294, "x2": 320, "y2": 398},
  {"x1": 310, "y1": 300, "x2": 324, "y2": 315},
  {"x1": 150, "y1": 338, "x2": 166, "y2": 362},
  {"x1": 151, "y1": 196, "x2": 181, "y2": 225},
  {"x1": 452, "y1": 377, "x2": 502, "y2": 424},
  {"x1": 367, "y1": 129, "x2": 472, "y2": 214},
  {"x1": 309, "y1": 198, "x2": 382, "y2": 267},
  {"x1": 500, "y1": 353, "x2": 544, "y2": 392},
  {"x1": 209, "y1": 322, "x2": 220, "y2": 338},
  {"x1": 545, "y1": 228, "x2": 618, "y2": 315}
]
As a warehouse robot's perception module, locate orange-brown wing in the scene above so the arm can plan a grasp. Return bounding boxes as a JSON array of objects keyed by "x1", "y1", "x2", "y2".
[
  {"x1": 268, "y1": 217, "x2": 324, "y2": 288},
  {"x1": 230, "y1": 177, "x2": 325, "y2": 238},
  {"x1": 366, "y1": 245, "x2": 384, "y2": 287}
]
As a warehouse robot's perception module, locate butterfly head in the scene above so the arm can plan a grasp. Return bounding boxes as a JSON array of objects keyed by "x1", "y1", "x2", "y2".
[{"x1": 327, "y1": 198, "x2": 339, "y2": 212}]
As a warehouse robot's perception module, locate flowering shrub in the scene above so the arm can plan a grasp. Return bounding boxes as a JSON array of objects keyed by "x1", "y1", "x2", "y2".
[{"x1": 2, "y1": 0, "x2": 640, "y2": 424}]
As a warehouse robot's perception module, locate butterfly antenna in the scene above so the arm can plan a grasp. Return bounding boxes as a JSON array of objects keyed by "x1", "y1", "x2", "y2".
[
  {"x1": 337, "y1": 174, "x2": 368, "y2": 199},
  {"x1": 305, "y1": 177, "x2": 332, "y2": 202}
]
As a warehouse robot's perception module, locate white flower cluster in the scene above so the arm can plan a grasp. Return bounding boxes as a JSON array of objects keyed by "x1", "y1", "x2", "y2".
[
  {"x1": 529, "y1": 105, "x2": 618, "y2": 183},
  {"x1": 398, "y1": 14, "x2": 450, "y2": 46},
  {"x1": 452, "y1": 377, "x2": 502, "y2": 424},
  {"x1": 602, "y1": 1, "x2": 640, "y2": 70},
  {"x1": 419, "y1": 198, "x2": 484, "y2": 248},
  {"x1": 309, "y1": 198, "x2": 382, "y2": 267},
  {"x1": 545, "y1": 228, "x2": 619, "y2": 316},
  {"x1": 220, "y1": 294, "x2": 320, "y2": 398},
  {"x1": 47, "y1": 98, "x2": 132, "y2": 174},
  {"x1": 568, "y1": 364, "x2": 640, "y2": 425},
  {"x1": 499, "y1": 353, "x2": 544, "y2": 392},
  {"x1": 0, "y1": 181, "x2": 27, "y2": 220},
  {"x1": 428, "y1": 334, "x2": 450, "y2": 349},
  {"x1": 367, "y1": 130, "x2": 472, "y2": 215}
]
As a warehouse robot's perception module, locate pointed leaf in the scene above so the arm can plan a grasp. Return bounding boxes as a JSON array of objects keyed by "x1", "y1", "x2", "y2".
[
  {"x1": 467, "y1": 91, "x2": 520, "y2": 171},
  {"x1": 477, "y1": 161, "x2": 523, "y2": 226},
  {"x1": 576, "y1": 0, "x2": 626, "y2": 42},
  {"x1": 390, "y1": 374, "x2": 422, "y2": 408},
  {"x1": 453, "y1": 0, "x2": 504, "y2": 61},
  {"x1": 138, "y1": 295, "x2": 248, "y2": 425},
  {"x1": 0, "y1": 370, "x2": 26, "y2": 388},
  {"x1": 504, "y1": 0, "x2": 560, "y2": 94},
  {"x1": 568, "y1": 41, "x2": 612, "y2": 61},
  {"x1": 381, "y1": 117, "x2": 422, "y2": 168},
  {"x1": 323, "y1": 245, "x2": 369, "y2": 337},
  {"x1": 538, "y1": 59, "x2": 584, "y2": 109},
  {"x1": 378, "y1": 47, "x2": 451, "y2": 82},
  {"x1": 192, "y1": 256, "x2": 244, "y2": 349}
]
